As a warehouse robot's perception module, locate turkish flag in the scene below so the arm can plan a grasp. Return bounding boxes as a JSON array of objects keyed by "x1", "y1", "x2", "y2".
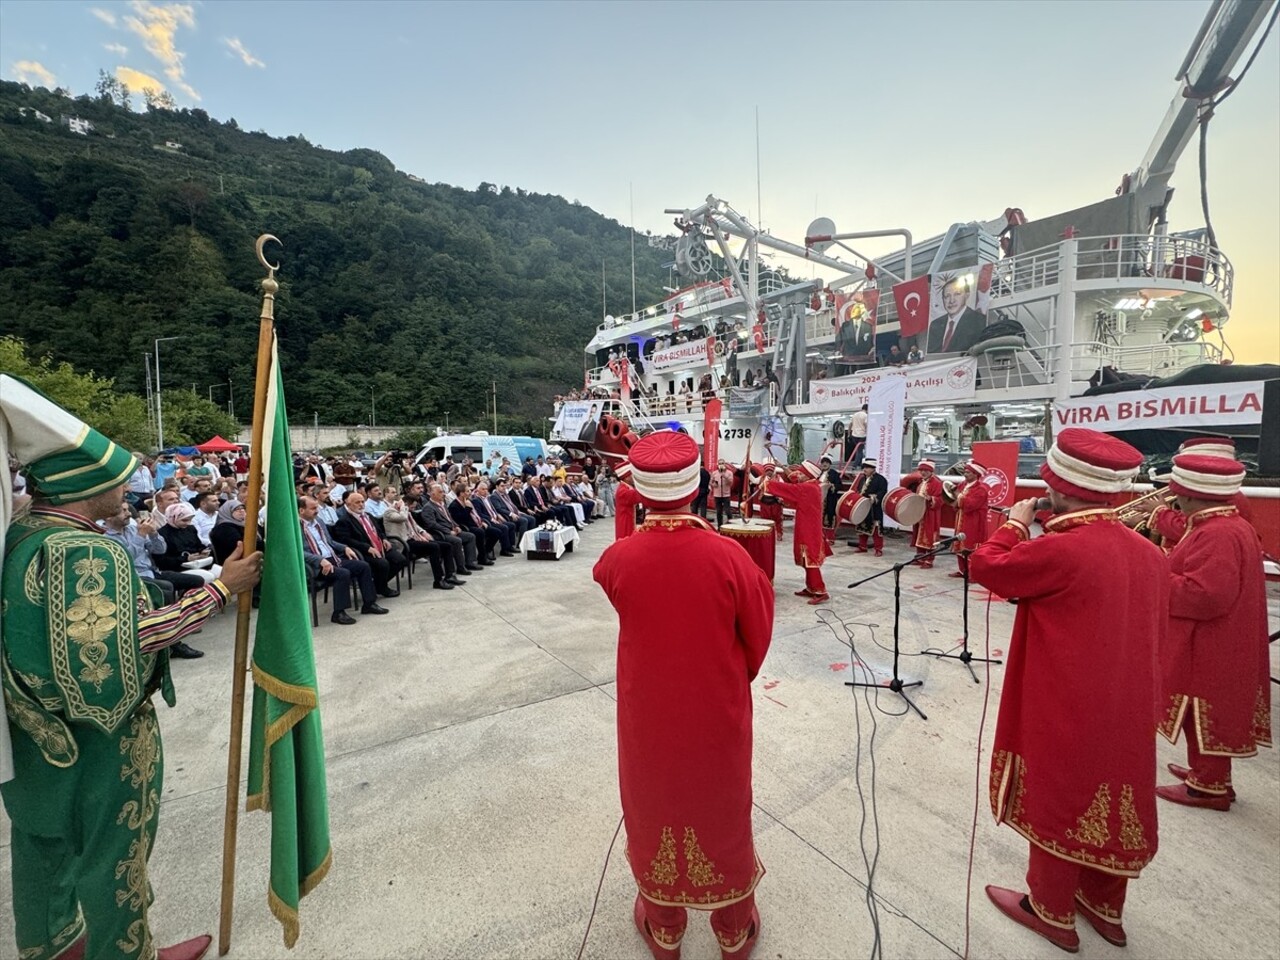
[
  {"x1": 975, "y1": 262, "x2": 995, "y2": 315},
  {"x1": 705, "y1": 335, "x2": 717, "y2": 368},
  {"x1": 892, "y1": 275, "x2": 931, "y2": 339},
  {"x1": 672, "y1": 314, "x2": 681, "y2": 331},
  {"x1": 619, "y1": 358, "x2": 631, "y2": 397},
  {"x1": 751, "y1": 323, "x2": 765, "y2": 354}
]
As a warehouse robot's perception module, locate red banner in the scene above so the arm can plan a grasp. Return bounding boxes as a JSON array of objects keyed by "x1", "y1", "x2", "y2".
[
  {"x1": 619, "y1": 357, "x2": 631, "y2": 398},
  {"x1": 703, "y1": 398, "x2": 722, "y2": 470},
  {"x1": 972, "y1": 440, "x2": 1020, "y2": 509},
  {"x1": 751, "y1": 323, "x2": 765, "y2": 354},
  {"x1": 704, "y1": 335, "x2": 716, "y2": 368},
  {"x1": 892, "y1": 275, "x2": 931, "y2": 339}
]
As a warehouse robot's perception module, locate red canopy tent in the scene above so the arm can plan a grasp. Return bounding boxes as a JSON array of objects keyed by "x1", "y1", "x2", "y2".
[{"x1": 197, "y1": 435, "x2": 240, "y2": 453}]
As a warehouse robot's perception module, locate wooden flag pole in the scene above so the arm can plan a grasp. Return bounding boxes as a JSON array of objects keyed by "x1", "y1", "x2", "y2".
[{"x1": 218, "y1": 234, "x2": 282, "y2": 956}]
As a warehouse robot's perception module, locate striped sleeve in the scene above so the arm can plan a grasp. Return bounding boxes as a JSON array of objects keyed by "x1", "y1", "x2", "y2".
[{"x1": 138, "y1": 581, "x2": 232, "y2": 653}]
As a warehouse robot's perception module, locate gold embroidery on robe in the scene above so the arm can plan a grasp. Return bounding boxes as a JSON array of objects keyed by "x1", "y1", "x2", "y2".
[
  {"x1": 22, "y1": 554, "x2": 44, "y2": 605},
  {"x1": 644, "y1": 826, "x2": 679, "y2": 887},
  {"x1": 1029, "y1": 895, "x2": 1076, "y2": 929},
  {"x1": 1117, "y1": 784, "x2": 1146, "y2": 851},
  {"x1": 682, "y1": 827, "x2": 725, "y2": 888},
  {"x1": 1066, "y1": 784, "x2": 1111, "y2": 848},
  {"x1": 66, "y1": 555, "x2": 117, "y2": 691},
  {"x1": 113, "y1": 707, "x2": 159, "y2": 957}
]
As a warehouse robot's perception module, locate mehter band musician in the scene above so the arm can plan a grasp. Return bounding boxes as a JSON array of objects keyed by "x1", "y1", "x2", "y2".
[
  {"x1": 762, "y1": 466, "x2": 833, "y2": 605},
  {"x1": 969, "y1": 427, "x2": 1166, "y2": 953},
  {"x1": 910, "y1": 459, "x2": 944, "y2": 567},
  {"x1": 1, "y1": 375, "x2": 263, "y2": 960},
  {"x1": 1143, "y1": 437, "x2": 1256, "y2": 550},
  {"x1": 848, "y1": 458, "x2": 887, "y2": 556},
  {"x1": 1155, "y1": 452, "x2": 1271, "y2": 810},
  {"x1": 950, "y1": 459, "x2": 990, "y2": 578},
  {"x1": 593, "y1": 431, "x2": 774, "y2": 960}
]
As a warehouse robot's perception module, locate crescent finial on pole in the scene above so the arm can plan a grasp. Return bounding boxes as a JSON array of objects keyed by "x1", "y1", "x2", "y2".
[{"x1": 256, "y1": 233, "x2": 282, "y2": 276}]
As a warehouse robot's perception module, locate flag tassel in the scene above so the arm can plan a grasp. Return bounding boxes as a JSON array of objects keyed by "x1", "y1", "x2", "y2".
[{"x1": 218, "y1": 234, "x2": 282, "y2": 957}]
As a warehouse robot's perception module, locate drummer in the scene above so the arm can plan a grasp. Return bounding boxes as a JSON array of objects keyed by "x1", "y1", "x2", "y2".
[
  {"x1": 820, "y1": 456, "x2": 843, "y2": 529},
  {"x1": 762, "y1": 467, "x2": 832, "y2": 605},
  {"x1": 911, "y1": 459, "x2": 945, "y2": 568},
  {"x1": 754, "y1": 463, "x2": 785, "y2": 542},
  {"x1": 848, "y1": 458, "x2": 888, "y2": 557}
]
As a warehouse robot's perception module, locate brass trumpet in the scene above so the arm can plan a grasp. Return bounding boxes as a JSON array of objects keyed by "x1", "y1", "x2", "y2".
[{"x1": 1116, "y1": 487, "x2": 1177, "y2": 524}]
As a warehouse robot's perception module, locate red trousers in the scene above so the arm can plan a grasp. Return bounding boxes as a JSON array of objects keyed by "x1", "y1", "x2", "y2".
[
  {"x1": 758, "y1": 504, "x2": 784, "y2": 541},
  {"x1": 857, "y1": 531, "x2": 883, "y2": 553},
  {"x1": 805, "y1": 566, "x2": 827, "y2": 596},
  {"x1": 1182, "y1": 709, "x2": 1234, "y2": 795},
  {"x1": 915, "y1": 548, "x2": 934, "y2": 568},
  {"x1": 642, "y1": 893, "x2": 756, "y2": 955},
  {"x1": 1026, "y1": 845, "x2": 1128, "y2": 929}
]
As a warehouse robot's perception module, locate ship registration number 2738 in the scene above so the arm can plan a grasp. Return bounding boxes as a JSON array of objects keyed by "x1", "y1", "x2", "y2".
[{"x1": 720, "y1": 427, "x2": 753, "y2": 440}]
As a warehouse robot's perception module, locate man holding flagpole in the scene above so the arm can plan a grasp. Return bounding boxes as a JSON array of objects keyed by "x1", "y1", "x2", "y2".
[{"x1": 0, "y1": 375, "x2": 263, "y2": 960}]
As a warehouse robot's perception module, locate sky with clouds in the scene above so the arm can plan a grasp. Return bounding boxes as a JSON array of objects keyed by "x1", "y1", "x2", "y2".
[{"x1": 1, "y1": 0, "x2": 1276, "y2": 362}]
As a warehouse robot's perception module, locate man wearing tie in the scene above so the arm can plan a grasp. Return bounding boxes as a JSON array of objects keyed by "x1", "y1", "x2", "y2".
[
  {"x1": 489, "y1": 477, "x2": 535, "y2": 540},
  {"x1": 418, "y1": 482, "x2": 482, "y2": 573},
  {"x1": 332, "y1": 490, "x2": 407, "y2": 598},
  {"x1": 299, "y1": 496, "x2": 387, "y2": 624},
  {"x1": 472, "y1": 480, "x2": 519, "y2": 554},
  {"x1": 926, "y1": 275, "x2": 986, "y2": 354},
  {"x1": 525, "y1": 475, "x2": 577, "y2": 527}
]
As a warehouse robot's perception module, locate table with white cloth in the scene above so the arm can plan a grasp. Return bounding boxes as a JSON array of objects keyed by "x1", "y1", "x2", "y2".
[{"x1": 518, "y1": 524, "x2": 581, "y2": 560}]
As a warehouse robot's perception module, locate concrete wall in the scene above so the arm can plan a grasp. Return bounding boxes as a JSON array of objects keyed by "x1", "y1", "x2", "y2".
[{"x1": 235, "y1": 425, "x2": 412, "y2": 452}]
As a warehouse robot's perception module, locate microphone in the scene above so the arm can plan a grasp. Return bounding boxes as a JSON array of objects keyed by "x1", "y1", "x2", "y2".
[{"x1": 998, "y1": 498, "x2": 1051, "y2": 515}]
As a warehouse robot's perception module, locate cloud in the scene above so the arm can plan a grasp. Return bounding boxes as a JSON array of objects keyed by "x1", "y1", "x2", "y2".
[
  {"x1": 104, "y1": 42, "x2": 130, "y2": 56},
  {"x1": 123, "y1": 1, "x2": 199, "y2": 100},
  {"x1": 11, "y1": 60, "x2": 57, "y2": 88},
  {"x1": 223, "y1": 37, "x2": 265, "y2": 69},
  {"x1": 116, "y1": 65, "x2": 166, "y2": 97},
  {"x1": 89, "y1": 7, "x2": 117, "y2": 26}
]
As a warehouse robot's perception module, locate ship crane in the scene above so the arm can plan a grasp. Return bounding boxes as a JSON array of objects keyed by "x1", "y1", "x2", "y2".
[{"x1": 1120, "y1": 0, "x2": 1278, "y2": 219}]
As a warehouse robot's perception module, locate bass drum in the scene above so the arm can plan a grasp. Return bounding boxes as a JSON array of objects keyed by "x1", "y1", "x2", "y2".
[
  {"x1": 883, "y1": 487, "x2": 926, "y2": 526},
  {"x1": 836, "y1": 490, "x2": 871, "y2": 527}
]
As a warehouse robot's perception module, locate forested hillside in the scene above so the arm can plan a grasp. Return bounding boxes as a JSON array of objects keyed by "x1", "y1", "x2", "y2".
[{"x1": 0, "y1": 79, "x2": 674, "y2": 431}]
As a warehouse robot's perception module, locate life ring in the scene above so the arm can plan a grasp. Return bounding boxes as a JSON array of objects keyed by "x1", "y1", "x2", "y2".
[{"x1": 714, "y1": 339, "x2": 726, "y2": 357}]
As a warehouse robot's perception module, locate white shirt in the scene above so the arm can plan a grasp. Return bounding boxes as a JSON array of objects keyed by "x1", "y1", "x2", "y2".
[
  {"x1": 849, "y1": 411, "x2": 869, "y2": 437},
  {"x1": 193, "y1": 509, "x2": 218, "y2": 546}
]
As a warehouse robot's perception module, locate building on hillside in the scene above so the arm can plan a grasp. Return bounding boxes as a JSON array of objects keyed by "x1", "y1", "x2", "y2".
[
  {"x1": 407, "y1": 174, "x2": 426, "y2": 184},
  {"x1": 163, "y1": 140, "x2": 184, "y2": 150}
]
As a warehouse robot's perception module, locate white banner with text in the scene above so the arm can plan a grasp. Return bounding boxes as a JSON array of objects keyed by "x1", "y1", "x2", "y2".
[
  {"x1": 807, "y1": 357, "x2": 978, "y2": 412},
  {"x1": 1052, "y1": 381, "x2": 1266, "y2": 434}
]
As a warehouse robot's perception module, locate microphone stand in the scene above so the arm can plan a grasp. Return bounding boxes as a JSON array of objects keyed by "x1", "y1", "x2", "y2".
[
  {"x1": 843, "y1": 536, "x2": 962, "y2": 720},
  {"x1": 928, "y1": 553, "x2": 1002, "y2": 683}
]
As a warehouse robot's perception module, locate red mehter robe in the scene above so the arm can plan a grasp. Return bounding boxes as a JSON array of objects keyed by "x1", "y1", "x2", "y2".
[
  {"x1": 763, "y1": 478, "x2": 831, "y2": 569},
  {"x1": 594, "y1": 514, "x2": 775, "y2": 909},
  {"x1": 970, "y1": 510, "x2": 1167, "y2": 878},
  {"x1": 953, "y1": 479, "x2": 990, "y2": 553},
  {"x1": 1157, "y1": 506, "x2": 1272, "y2": 757},
  {"x1": 1150, "y1": 491, "x2": 1255, "y2": 551},
  {"x1": 911, "y1": 474, "x2": 944, "y2": 550}
]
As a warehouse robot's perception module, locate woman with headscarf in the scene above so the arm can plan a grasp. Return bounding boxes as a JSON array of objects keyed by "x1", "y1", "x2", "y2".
[
  {"x1": 160, "y1": 501, "x2": 222, "y2": 583},
  {"x1": 210, "y1": 499, "x2": 259, "y2": 565}
]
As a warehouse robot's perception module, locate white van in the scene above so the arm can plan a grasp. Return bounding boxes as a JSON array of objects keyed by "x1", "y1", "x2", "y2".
[{"x1": 414, "y1": 434, "x2": 550, "y2": 472}]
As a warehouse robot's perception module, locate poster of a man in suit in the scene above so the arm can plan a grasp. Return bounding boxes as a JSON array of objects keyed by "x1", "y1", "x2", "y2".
[{"x1": 926, "y1": 273, "x2": 987, "y2": 354}]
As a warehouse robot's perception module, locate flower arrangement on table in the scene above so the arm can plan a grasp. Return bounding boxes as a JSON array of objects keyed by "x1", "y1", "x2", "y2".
[{"x1": 542, "y1": 520, "x2": 563, "y2": 531}]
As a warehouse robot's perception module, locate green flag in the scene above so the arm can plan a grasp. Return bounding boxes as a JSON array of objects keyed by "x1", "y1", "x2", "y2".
[{"x1": 246, "y1": 335, "x2": 331, "y2": 947}]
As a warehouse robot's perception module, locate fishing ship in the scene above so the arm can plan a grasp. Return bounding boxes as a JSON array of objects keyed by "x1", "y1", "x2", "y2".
[{"x1": 551, "y1": 0, "x2": 1278, "y2": 554}]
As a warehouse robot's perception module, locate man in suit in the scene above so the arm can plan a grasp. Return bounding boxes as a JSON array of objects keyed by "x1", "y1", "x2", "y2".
[
  {"x1": 926, "y1": 274, "x2": 986, "y2": 354},
  {"x1": 529, "y1": 474, "x2": 578, "y2": 527},
  {"x1": 473, "y1": 479, "x2": 520, "y2": 551},
  {"x1": 299, "y1": 496, "x2": 388, "y2": 624},
  {"x1": 331, "y1": 490, "x2": 406, "y2": 598},
  {"x1": 449, "y1": 487, "x2": 504, "y2": 562},
  {"x1": 489, "y1": 477, "x2": 534, "y2": 540},
  {"x1": 418, "y1": 481, "x2": 482, "y2": 573}
]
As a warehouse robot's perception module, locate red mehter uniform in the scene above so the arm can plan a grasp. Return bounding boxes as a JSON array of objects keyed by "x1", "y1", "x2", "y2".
[
  {"x1": 1156, "y1": 454, "x2": 1271, "y2": 805},
  {"x1": 911, "y1": 460, "x2": 944, "y2": 566},
  {"x1": 952, "y1": 461, "x2": 990, "y2": 576},
  {"x1": 764, "y1": 475, "x2": 832, "y2": 603},
  {"x1": 594, "y1": 431, "x2": 774, "y2": 960},
  {"x1": 748, "y1": 466, "x2": 785, "y2": 542},
  {"x1": 970, "y1": 428, "x2": 1163, "y2": 952},
  {"x1": 614, "y1": 480, "x2": 641, "y2": 540},
  {"x1": 1148, "y1": 489, "x2": 1254, "y2": 550}
]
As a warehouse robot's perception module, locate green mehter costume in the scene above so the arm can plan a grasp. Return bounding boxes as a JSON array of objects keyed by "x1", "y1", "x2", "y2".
[{"x1": 1, "y1": 375, "x2": 230, "y2": 960}]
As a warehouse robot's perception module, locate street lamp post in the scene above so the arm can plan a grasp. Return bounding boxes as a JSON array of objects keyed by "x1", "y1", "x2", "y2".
[{"x1": 154, "y1": 336, "x2": 180, "y2": 451}]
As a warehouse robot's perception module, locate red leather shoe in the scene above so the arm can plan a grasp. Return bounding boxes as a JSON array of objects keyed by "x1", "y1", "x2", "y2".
[
  {"x1": 58, "y1": 936, "x2": 86, "y2": 960},
  {"x1": 948, "y1": 572, "x2": 965, "y2": 578},
  {"x1": 719, "y1": 905, "x2": 761, "y2": 960},
  {"x1": 874, "y1": 550, "x2": 883, "y2": 557},
  {"x1": 985, "y1": 886, "x2": 1079, "y2": 953},
  {"x1": 158, "y1": 935, "x2": 213, "y2": 960},
  {"x1": 1075, "y1": 896, "x2": 1126, "y2": 947},
  {"x1": 1167, "y1": 763, "x2": 1236, "y2": 801},
  {"x1": 1156, "y1": 783, "x2": 1231, "y2": 811},
  {"x1": 793, "y1": 587, "x2": 813, "y2": 597},
  {"x1": 633, "y1": 894, "x2": 681, "y2": 960},
  {"x1": 807, "y1": 593, "x2": 831, "y2": 605}
]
